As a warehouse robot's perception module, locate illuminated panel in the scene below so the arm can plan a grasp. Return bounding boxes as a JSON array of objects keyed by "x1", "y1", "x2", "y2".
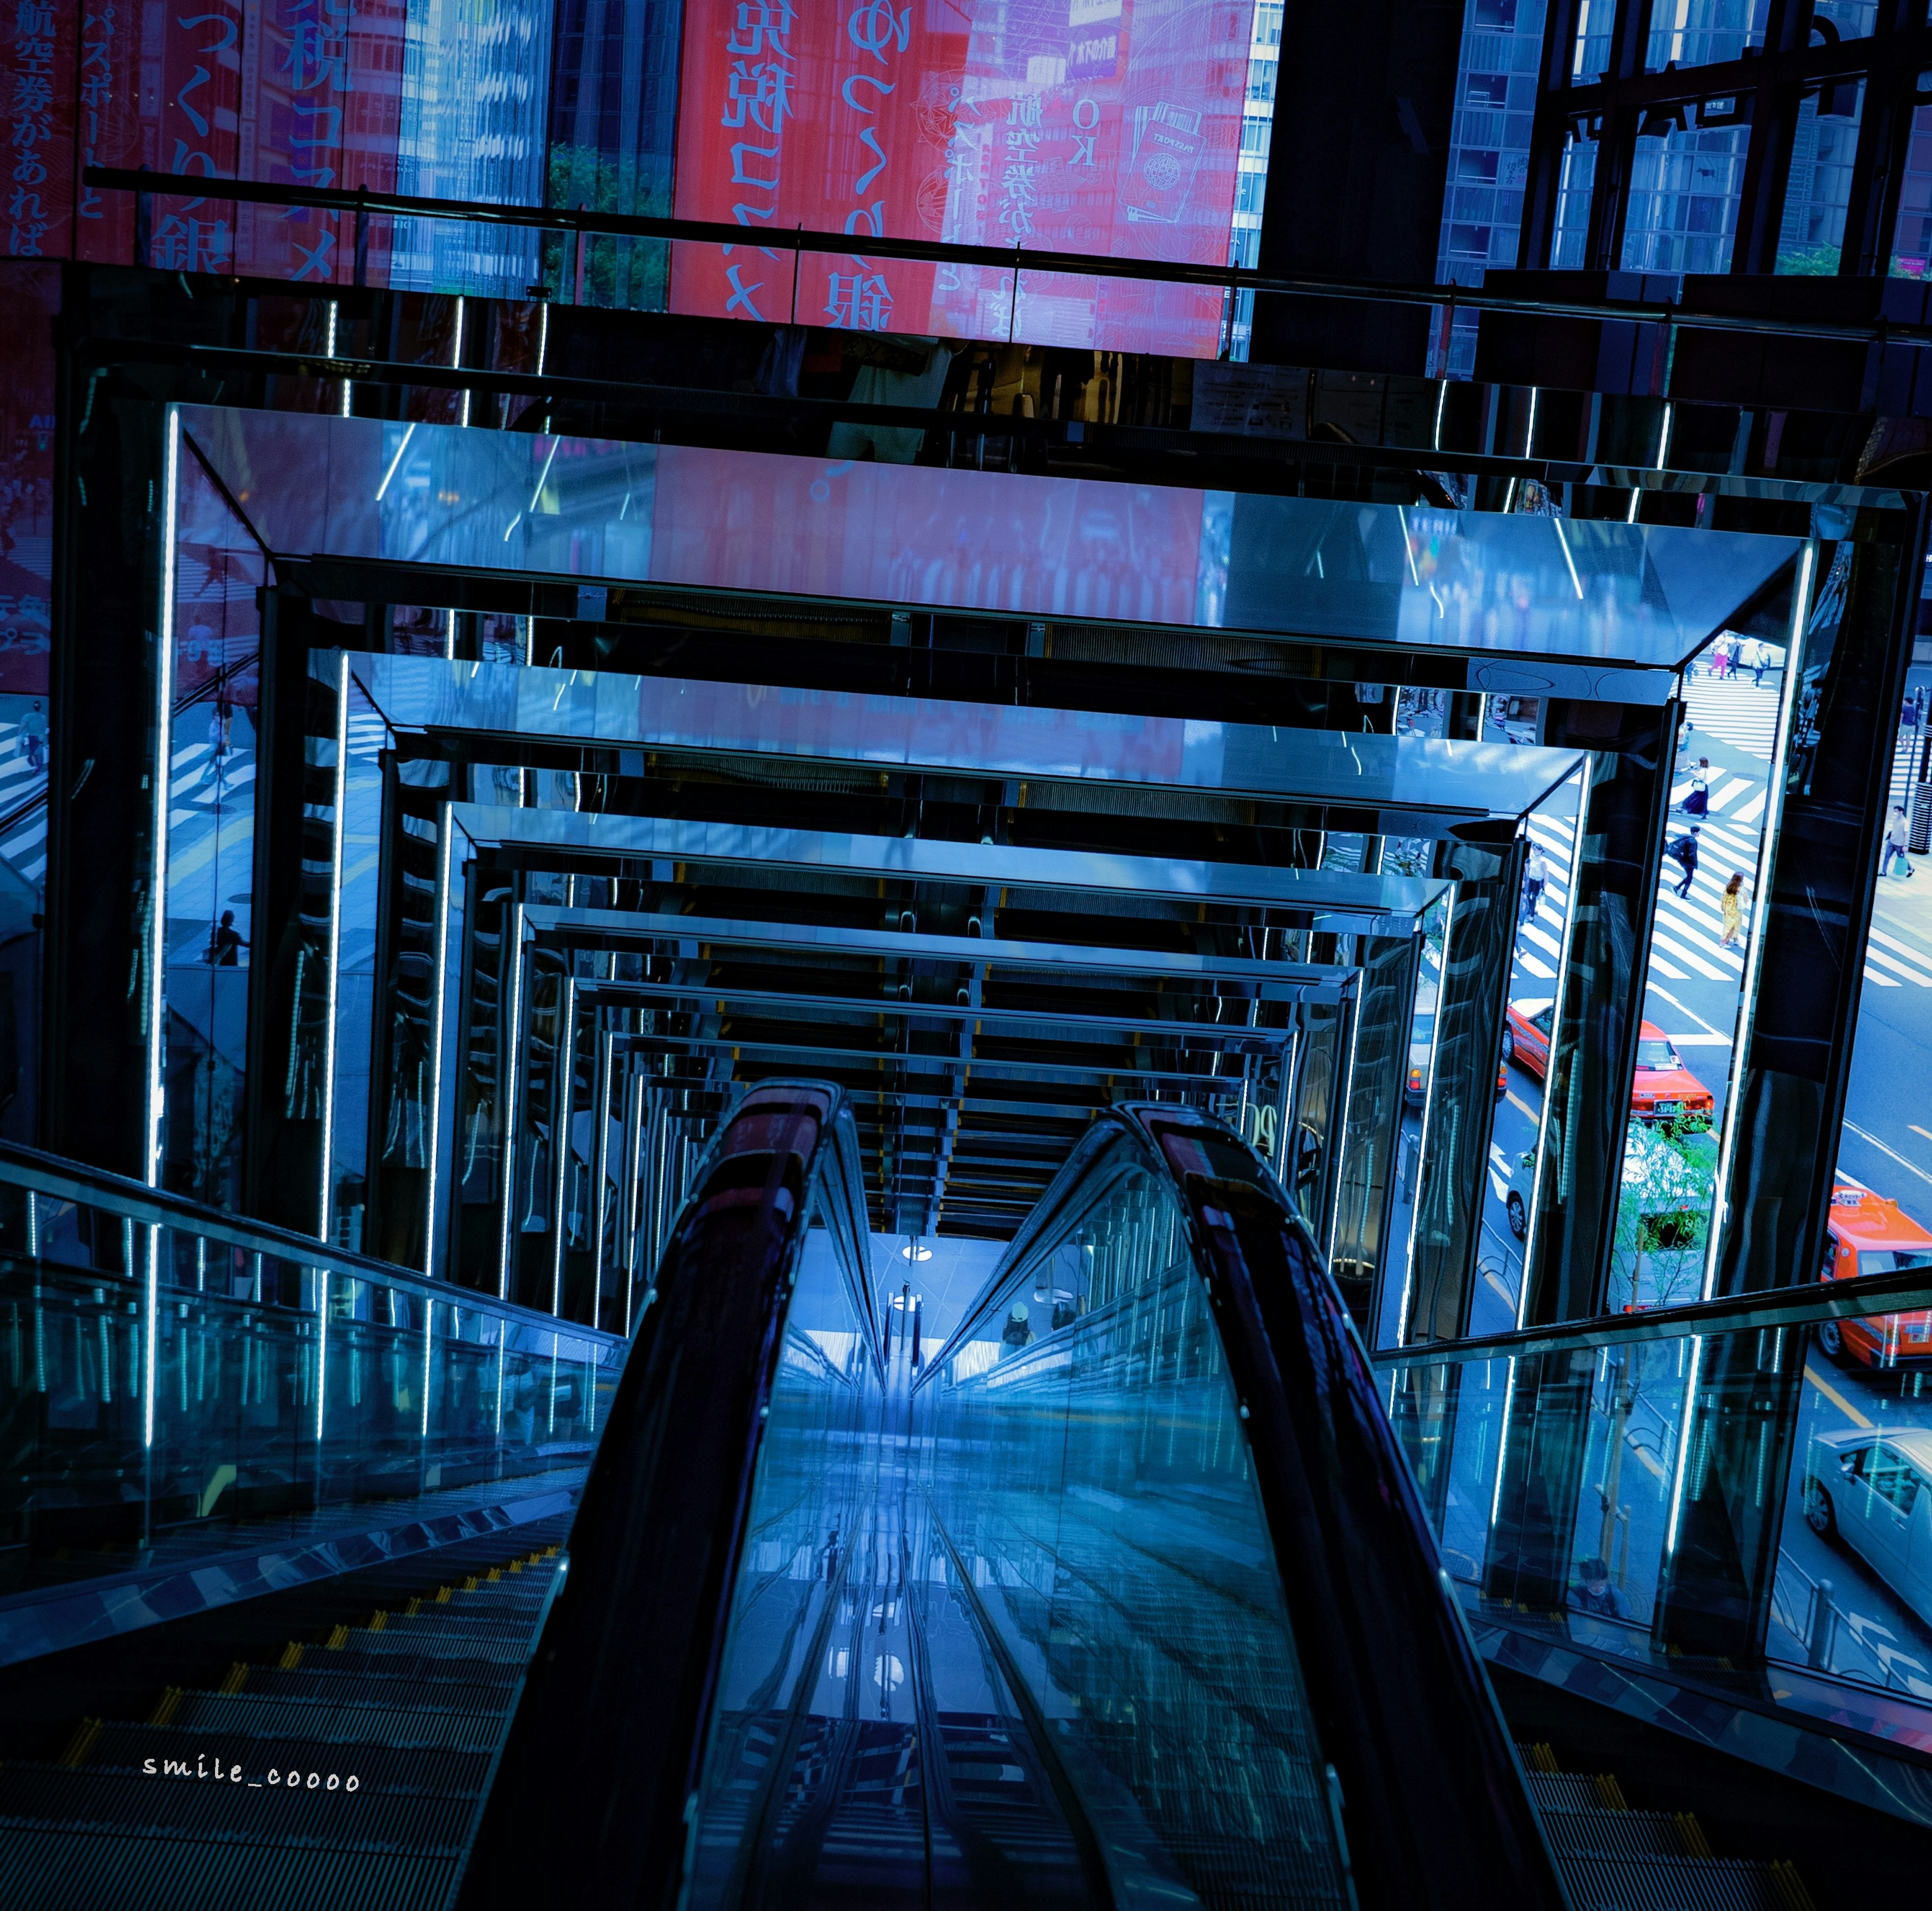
[{"x1": 670, "y1": 0, "x2": 1256, "y2": 355}]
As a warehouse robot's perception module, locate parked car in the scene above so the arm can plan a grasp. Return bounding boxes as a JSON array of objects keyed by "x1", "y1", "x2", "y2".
[
  {"x1": 1816, "y1": 1183, "x2": 1932, "y2": 1368},
  {"x1": 1803, "y1": 1426, "x2": 1932, "y2": 1629},
  {"x1": 1407, "y1": 981, "x2": 1507, "y2": 1109},
  {"x1": 1502, "y1": 1002, "x2": 1714, "y2": 1125}
]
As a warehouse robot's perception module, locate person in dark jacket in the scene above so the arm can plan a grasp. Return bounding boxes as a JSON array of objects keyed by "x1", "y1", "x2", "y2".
[{"x1": 1669, "y1": 826, "x2": 1700, "y2": 899}]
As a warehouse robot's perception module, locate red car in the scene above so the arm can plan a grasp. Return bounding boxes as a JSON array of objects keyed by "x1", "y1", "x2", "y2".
[
  {"x1": 1502, "y1": 1003, "x2": 1715, "y2": 1126},
  {"x1": 1817, "y1": 1184, "x2": 1932, "y2": 1369}
]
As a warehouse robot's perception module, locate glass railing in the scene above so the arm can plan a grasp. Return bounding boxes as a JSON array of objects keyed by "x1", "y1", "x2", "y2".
[
  {"x1": 0, "y1": 1139, "x2": 626, "y2": 1617},
  {"x1": 915, "y1": 1103, "x2": 1567, "y2": 1910},
  {"x1": 1377, "y1": 1259, "x2": 1932, "y2": 1743}
]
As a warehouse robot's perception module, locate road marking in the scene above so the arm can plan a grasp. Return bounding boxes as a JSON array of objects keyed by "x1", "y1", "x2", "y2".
[
  {"x1": 1864, "y1": 946, "x2": 1932, "y2": 986},
  {"x1": 1483, "y1": 1269, "x2": 1516, "y2": 1309},
  {"x1": 1863, "y1": 967, "x2": 1902, "y2": 988},
  {"x1": 1914, "y1": 1126, "x2": 1932, "y2": 1146},
  {"x1": 1646, "y1": 984, "x2": 1732, "y2": 1042},
  {"x1": 1806, "y1": 1362, "x2": 1873, "y2": 1430},
  {"x1": 1626, "y1": 1436, "x2": 1666, "y2": 1480},
  {"x1": 1843, "y1": 1121, "x2": 1932, "y2": 1187},
  {"x1": 1506, "y1": 1089, "x2": 1539, "y2": 1122},
  {"x1": 1869, "y1": 926, "x2": 1932, "y2": 976}
]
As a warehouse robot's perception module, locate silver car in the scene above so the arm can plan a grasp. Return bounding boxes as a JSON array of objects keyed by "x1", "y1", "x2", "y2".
[{"x1": 1804, "y1": 1426, "x2": 1932, "y2": 1629}]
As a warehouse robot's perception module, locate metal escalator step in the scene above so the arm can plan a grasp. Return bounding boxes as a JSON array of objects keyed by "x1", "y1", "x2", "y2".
[
  {"x1": 168, "y1": 1693, "x2": 505, "y2": 1750},
  {"x1": 1539, "y1": 1810, "x2": 1700, "y2": 1859},
  {"x1": 329, "y1": 1630, "x2": 532, "y2": 1661},
  {"x1": 211, "y1": 1669, "x2": 516, "y2": 1712},
  {"x1": 0, "y1": 1762, "x2": 474, "y2": 1853},
  {"x1": 1527, "y1": 1771, "x2": 1631, "y2": 1813},
  {"x1": 85, "y1": 1726, "x2": 491, "y2": 1798},
  {"x1": 1557, "y1": 1853, "x2": 1805, "y2": 1910},
  {"x1": 248, "y1": 1661, "x2": 520, "y2": 1698},
  {"x1": 0, "y1": 1824, "x2": 455, "y2": 1911}
]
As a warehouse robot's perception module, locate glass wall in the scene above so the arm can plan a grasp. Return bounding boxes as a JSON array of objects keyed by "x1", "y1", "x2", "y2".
[
  {"x1": 1601, "y1": 638, "x2": 1780, "y2": 1313},
  {"x1": 0, "y1": 1162, "x2": 623, "y2": 1605},
  {"x1": 160, "y1": 444, "x2": 265, "y2": 1210}
]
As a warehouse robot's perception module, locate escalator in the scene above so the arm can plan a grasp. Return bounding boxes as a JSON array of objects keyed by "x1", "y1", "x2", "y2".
[{"x1": 0, "y1": 1083, "x2": 1827, "y2": 1907}]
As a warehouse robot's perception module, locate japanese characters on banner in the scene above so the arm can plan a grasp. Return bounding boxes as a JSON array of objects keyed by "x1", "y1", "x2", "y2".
[
  {"x1": 3, "y1": 0, "x2": 405, "y2": 282},
  {"x1": 0, "y1": 262, "x2": 55, "y2": 694},
  {"x1": 670, "y1": 0, "x2": 1253, "y2": 355},
  {"x1": 6, "y1": 0, "x2": 74, "y2": 259}
]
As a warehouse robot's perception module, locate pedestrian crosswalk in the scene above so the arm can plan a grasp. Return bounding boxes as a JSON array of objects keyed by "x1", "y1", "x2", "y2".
[{"x1": 0, "y1": 716, "x2": 49, "y2": 886}]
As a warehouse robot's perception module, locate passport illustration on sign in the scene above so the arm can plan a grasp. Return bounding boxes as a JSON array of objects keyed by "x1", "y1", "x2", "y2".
[{"x1": 1124, "y1": 103, "x2": 1204, "y2": 223}]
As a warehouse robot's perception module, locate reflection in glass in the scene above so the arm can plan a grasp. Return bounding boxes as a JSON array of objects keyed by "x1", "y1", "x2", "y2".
[{"x1": 161, "y1": 449, "x2": 264, "y2": 1210}]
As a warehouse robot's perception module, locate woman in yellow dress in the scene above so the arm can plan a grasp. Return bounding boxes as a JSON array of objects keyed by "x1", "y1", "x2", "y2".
[{"x1": 1720, "y1": 871, "x2": 1748, "y2": 950}]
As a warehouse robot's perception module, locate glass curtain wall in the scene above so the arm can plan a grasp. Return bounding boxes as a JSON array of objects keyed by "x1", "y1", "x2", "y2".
[{"x1": 160, "y1": 440, "x2": 266, "y2": 1210}]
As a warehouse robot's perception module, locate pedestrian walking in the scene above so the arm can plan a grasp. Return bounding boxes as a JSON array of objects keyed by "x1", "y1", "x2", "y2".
[
  {"x1": 20, "y1": 699, "x2": 47, "y2": 774},
  {"x1": 1682, "y1": 757, "x2": 1710, "y2": 819},
  {"x1": 206, "y1": 909, "x2": 247, "y2": 966},
  {"x1": 1711, "y1": 636, "x2": 1731, "y2": 681},
  {"x1": 1884, "y1": 803, "x2": 1915, "y2": 879},
  {"x1": 1520, "y1": 841, "x2": 1549, "y2": 924},
  {"x1": 1720, "y1": 872, "x2": 1748, "y2": 949},
  {"x1": 1669, "y1": 826, "x2": 1700, "y2": 898}
]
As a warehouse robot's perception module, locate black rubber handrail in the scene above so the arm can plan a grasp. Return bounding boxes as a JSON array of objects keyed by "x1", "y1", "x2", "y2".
[
  {"x1": 454, "y1": 1079, "x2": 875, "y2": 1909},
  {"x1": 85, "y1": 164, "x2": 1932, "y2": 344}
]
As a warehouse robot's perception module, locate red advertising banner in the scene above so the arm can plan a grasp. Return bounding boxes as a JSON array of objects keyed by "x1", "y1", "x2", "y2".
[
  {"x1": 670, "y1": 0, "x2": 1253, "y2": 355},
  {"x1": 236, "y1": 0, "x2": 406, "y2": 284},
  {"x1": 0, "y1": 260, "x2": 55, "y2": 694},
  {"x1": 4, "y1": 0, "x2": 75, "y2": 260}
]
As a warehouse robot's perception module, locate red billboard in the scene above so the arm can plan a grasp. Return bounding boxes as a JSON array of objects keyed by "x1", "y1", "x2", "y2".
[{"x1": 669, "y1": 0, "x2": 1254, "y2": 356}]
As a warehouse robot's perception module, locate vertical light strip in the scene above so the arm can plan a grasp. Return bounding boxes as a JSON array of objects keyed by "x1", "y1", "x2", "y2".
[
  {"x1": 1488, "y1": 1356, "x2": 1518, "y2": 1529},
  {"x1": 146, "y1": 408, "x2": 182, "y2": 1186},
  {"x1": 1662, "y1": 1333, "x2": 1703, "y2": 1556},
  {"x1": 1396, "y1": 892, "x2": 1455, "y2": 1348},
  {"x1": 1324, "y1": 978, "x2": 1364, "y2": 1265},
  {"x1": 314, "y1": 1264, "x2": 329, "y2": 1447},
  {"x1": 550, "y1": 975, "x2": 578, "y2": 1315},
  {"x1": 589, "y1": 1028, "x2": 613, "y2": 1331},
  {"x1": 316, "y1": 652, "x2": 350, "y2": 1241},
  {"x1": 1516, "y1": 768, "x2": 1591, "y2": 1326},
  {"x1": 142, "y1": 1222, "x2": 160, "y2": 1450},
  {"x1": 452, "y1": 295, "x2": 469, "y2": 428},
  {"x1": 421, "y1": 1298, "x2": 434, "y2": 1442},
  {"x1": 422, "y1": 801, "x2": 455, "y2": 1277},
  {"x1": 497, "y1": 902, "x2": 526, "y2": 1300},
  {"x1": 1702, "y1": 541, "x2": 1818, "y2": 1299}
]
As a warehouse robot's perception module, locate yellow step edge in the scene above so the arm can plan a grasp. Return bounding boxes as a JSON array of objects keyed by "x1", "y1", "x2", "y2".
[
  {"x1": 217, "y1": 1662, "x2": 248, "y2": 1696},
  {"x1": 368, "y1": 1610, "x2": 387, "y2": 1631},
  {"x1": 278, "y1": 1642, "x2": 304, "y2": 1670},
  {"x1": 405, "y1": 1597, "x2": 422, "y2": 1617},
  {"x1": 435, "y1": 1585, "x2": 453, "y2": 1603},
  {"x1": 486, "y1": 1567, "x2": 501, "y2": 1583},
  {"x1": 1674, "y1": 1812, "x2": 1712, "y2": 1858},
  {"x1": 1769, "y1": 1860, "x2": 1817, "y2": 1911},
  {"x1": 463, "y1": 1575, "x2": 479, "y2": 1591},
  {"x1": 57, "y1": 1718, "x2": 103, "y2": 1769},
  {"x1": 1522, "y1": 1742, "x2": 1560, "y2": 1775},
  {"x1": 1593, "y1": 1772, "x2": 1630, "y2": 1812},
  {"x1": 148, "y1": 1688, "x2": 183, "y2": 1728},
  {"x1": 326, "y1": 1624, "x2": 349, "y2": 1650}
]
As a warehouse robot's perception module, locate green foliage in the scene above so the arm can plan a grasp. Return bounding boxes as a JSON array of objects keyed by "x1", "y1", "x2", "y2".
[
  {"x1": 539, "y1": 145, "x2": 671, "y2": 313},
  {"x1": 1609, "y1": 1119, "x2": 1718, "y2": 1311},
  {"x1": 1774, "y1": 244, "x2": 1841, "y2": 277}
]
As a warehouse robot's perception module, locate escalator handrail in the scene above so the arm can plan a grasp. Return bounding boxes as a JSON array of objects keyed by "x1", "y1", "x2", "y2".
[
  {"x1": 0, "y1": 1135, "x2": 623, "y2": 1349},
  {"x1": 1370, "y1": 1249, "x2": 1932, "y2": 1367},
  {"x1": 453, "y1": 1078, "x2": 876, "y2": 1911},
  {"x1": 928, "y1": 1101, "x2": 1571, "y2": 1911}
]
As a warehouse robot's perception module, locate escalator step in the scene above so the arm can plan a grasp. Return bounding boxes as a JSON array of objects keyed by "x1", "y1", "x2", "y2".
[
  {"x1": 1557, "y1": 1853, "x2": 1811, "y2": 1911},
  {"x1": 0, "y1": 1824, "x2": 454, "y2": 1911},
  {"x1": 326, "y1": 1631, "x2": 533, "y2": 1662},
  {"x1": 1527, "y1": 1771, "x2": 1631, "y2": 1813},
  {"x1": 238, "y1": 1666, "x2": 518, "y2": 1706},
  {"x1": 166, "y1": 1693, "x2": 506, "y2": 1750},
  {"x1": 1539, "y1": 1810, "x2": 1702, "y2": 1859},
  {"x1": 0, "y1": 1763, "x2": 474, "y2": 1852},
  {"x1": 84, "y1": 1727, "x2": 491, "y2": 1798}
]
